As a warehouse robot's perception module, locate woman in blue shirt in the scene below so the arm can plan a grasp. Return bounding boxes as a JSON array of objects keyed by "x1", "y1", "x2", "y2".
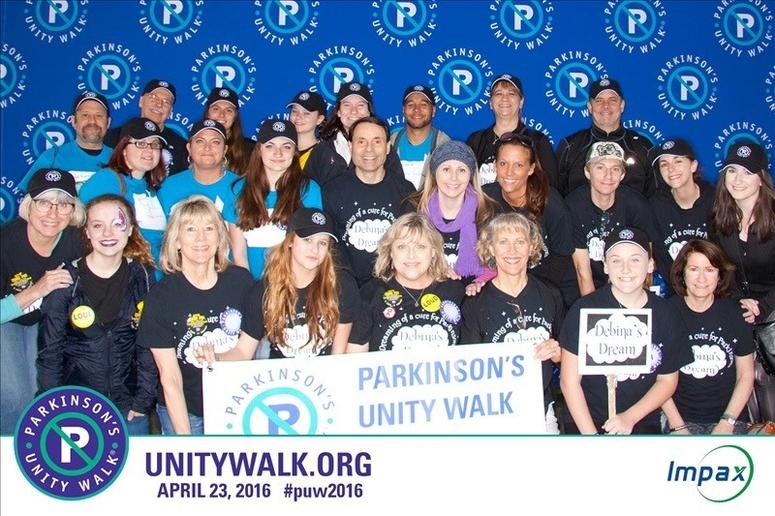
[{"x1": 226, "y1": 119, "x2": 322, "y2": 279}]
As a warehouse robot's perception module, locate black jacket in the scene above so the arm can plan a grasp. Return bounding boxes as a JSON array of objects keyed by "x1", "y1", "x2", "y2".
[
  {"x1": 556, "y1": 124, "x2": 655, "y2": 197},
  {"x1": 305, "y1": 132, "x2": 405, "y2": 187},
  {"x1": 38, "y1": 258, "x2": 157, "y2": 414}
]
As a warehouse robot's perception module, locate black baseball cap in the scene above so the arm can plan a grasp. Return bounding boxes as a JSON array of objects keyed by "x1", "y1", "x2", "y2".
[
  {"x1": 189, "y1": 119, "x2": 227, "y2": 141},
  {"x1": 403, "y1": 84, "x2": 435, "y2": 105},
  {"x1": 257, "y1": 119, "x2": 297, "y2": 145},
  {"x1": 604, "y1": 227, "x2": 651, "y2": 258},
  {"x1": 205, "y1": 87, "x2": 239, "y2": 109},
  {"x1": 26, "y1": 168, "x2": 77, "y2": 199},
  {"x1": 142, "y1": 79, "x2": 176, "y2": 102},
  {"x1": 336, "y1": 81, "x2": 373, "y2": 105},
  {"x1": 119, "y1": 117, "x2": 168, "y2": 145},
  {"x1": 287, "y1": 90, "x2": 326, "y2": 113},
  {"x1": 648, "y1": 138, "x2": 695, "y2": 166},
  {"x1": 491, "y1": 73, "x2": 523, "y2": 95},
  {"x1": 288, "y1": 208, "x2": 338, "y2": 241},
  {"x1": 72, "y1": 91, "x2": 110, "y2": 116},
  {"x1": 723, "y1": 141, "x2": 768, "y2": 174},
  {"x1": 589, "y1": 78, "x2": 624, "y2": 99}
]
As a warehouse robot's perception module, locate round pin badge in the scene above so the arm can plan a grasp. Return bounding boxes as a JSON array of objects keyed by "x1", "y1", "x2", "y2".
[
  {"x1": 440, "y1": 300, "x2": 461, "y2": 325},
  {"x1": 383, "y1": 289, "x2": 402, "y2": 307},
  {"x1": 71, "y1": 305, "x2": 95, "y2": 329},
  {"x1": 420, "y1": 293, "x2": 441, "y2": 313},
  {"x1": 383, "y1": 307, "x2": 396, "y2": 319}
]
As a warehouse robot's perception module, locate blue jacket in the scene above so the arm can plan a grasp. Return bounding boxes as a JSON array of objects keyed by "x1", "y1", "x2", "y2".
[{"x1": 38, "y1": 258, "x2": 158, "y2": 414}]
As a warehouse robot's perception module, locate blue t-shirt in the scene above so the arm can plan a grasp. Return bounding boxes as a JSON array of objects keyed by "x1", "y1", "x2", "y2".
[
  {"x1": 157, "y1": 168, "x2": 240, "y2": 217},
  {"x1": 224, "y1": 179, "x2": 322, "y2": 279},
  {"x1": 79, "y1": 169, "x2": 167, "y2": 268},
  {"x1": 395, "y1": 130, "x2": 433, "y2": 189},
  {"x1": 20, "y1": 142, "x2": 113, "y2": 191}
]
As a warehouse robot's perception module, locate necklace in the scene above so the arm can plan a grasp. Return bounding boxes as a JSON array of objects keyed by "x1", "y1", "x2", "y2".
[{"x1": 400, "y1": 282, "x2": 428, "y2": 307}]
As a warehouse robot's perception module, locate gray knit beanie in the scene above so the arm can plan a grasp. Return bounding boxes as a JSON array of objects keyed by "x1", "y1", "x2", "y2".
[{"x1": 429, "y1": 140, "x2": 478, "y2": 176}]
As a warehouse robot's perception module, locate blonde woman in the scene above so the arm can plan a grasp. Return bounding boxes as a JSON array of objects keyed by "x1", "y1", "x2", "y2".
[
  {"x1": 135, "y1": 195, "x2": 253, "y2": 434},
  {"x1": 348, "y1": 213, "x2": 465, "y2": 352}
]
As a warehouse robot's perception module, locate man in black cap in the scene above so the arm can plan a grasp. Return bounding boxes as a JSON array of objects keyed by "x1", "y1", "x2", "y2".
[
  {"x1": 556, "y1": 78, "x2": 655, "y2": 197},
  {"x1": 20, "y1": 91, "x2": 114, "y2": 191},
  {"x1": 104, "y1": 79, "x2": 188, "y2": 175},
  {"x1": 467, "y1": 73, "x2": 558, "y2": 188},
  {"x1": 389, "y1": 84, "x2": 450, "y2": 189}
]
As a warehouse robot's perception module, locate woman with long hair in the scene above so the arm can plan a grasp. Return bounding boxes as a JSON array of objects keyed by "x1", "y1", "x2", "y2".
[
  {"x1": 483, "y1": 132, "x2": 576, "y2": 305},
  {"x1": 0, "y1": 168, "x2": 85, "y2": 434},
  {"x1": 348, "y1": 213, "x2": 465, "y2": 352},
  {"x1": 227, "y1": 119, "x2": 322, "y2": 279},
  {"x1": 136, "y1": 196, "x2": 253, "y2": 434},
  {"x1": 711, "y1": 141, "x2": 775, "y2": 324},
  {"x1": 408, "y1": 140, "x2": 497, "y2": 288},
  {"x1": 662, "y1": 239, "x2": 754, "y2": 434},
  {"x1": 38, "y1": 194, "x2": 157, "y2": 434},
  {"x1": 203, "y1": 87, "x2": 255, "y2": 176},
  {"x1": 80, "y1": 117, "x2": 168, "y2": 265},
  {"x1": 647, "y1": 138, "x2": 715, "y2": 284},
  {"x1": 198, "y1": 208, "x2": 358, "y2": 363}
]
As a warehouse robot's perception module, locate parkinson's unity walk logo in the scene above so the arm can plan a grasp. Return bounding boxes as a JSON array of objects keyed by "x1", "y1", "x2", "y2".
[{"x1": 14, "y1": 386, "x2": 128, "y2": 500}]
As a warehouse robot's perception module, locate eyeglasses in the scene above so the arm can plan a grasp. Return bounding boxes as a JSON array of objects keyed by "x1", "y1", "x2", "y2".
[
  {"x1": 507, "y1": 301, "x2": 528, "y2": 330},
  {"x1": 145, "y1": 92, "x2": 172, "y2": 107},
  {"x1": 129, "y1": 140, "x2": 163, "y2": 150},
  {"x1": 497, "y1": 132, "x2": 535, "y2": 148},
  {"x1": 33, "y1": 199, "x2": 75, "y2": 215}
]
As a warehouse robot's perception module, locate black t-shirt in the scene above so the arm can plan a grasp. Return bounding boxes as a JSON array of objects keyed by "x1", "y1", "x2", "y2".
[
  {"x1": 79, "y1": 258, "x2": 129, "y2": 328},
  {"x1": 322, "y1": 169, "x2": 415, "y2": 285},
  {"x1": 648, "y1": 181, "x2": 714, "y2": 279},
  {"x1": 466, "y1": 122, "x2": 558, "y2": 188},
  {"x1": 351, "y1": 278, "x2": 465, "y2": 351},
  {"x1": 135, "y1": 265, "x2": 254, "y2": 417},
  {"x1": 669, "y1": 296, "x2": 755, "y2": 423},
  {"x1": 559, "y1": 285, "x2": 692, "y2": 427},
  {"x1": 484, "y1": 183, "x2": 574, "y2": 283},
  {"x1": 1, "y1": 218, "x2": 83, "y2": 325},
  {"x1": 460, "y1": 276, "x2": 565, "y2": 399},
  {"x1": 242, "y1": 270, "x2": 360, "y2": 358},
  {"x1": 565, "y1": 185, "x2": 656, "y2": 288}
]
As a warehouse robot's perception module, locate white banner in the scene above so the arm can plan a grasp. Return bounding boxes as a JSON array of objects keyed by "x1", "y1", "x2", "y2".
[{"x1": 202, "y1": 342, "x2": 546, "y2": 435}]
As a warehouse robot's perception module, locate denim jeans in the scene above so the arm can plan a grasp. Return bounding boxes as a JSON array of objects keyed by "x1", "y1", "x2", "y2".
[
  {"x1": 125, "y1": 412, "x2": 150, "y2": 435},
  {"x1": 0, "y1": 322, "x2": 39, "y2": 435},
  {"x1": 156, "y1": 403, "x2": 204, "y2": 435}
]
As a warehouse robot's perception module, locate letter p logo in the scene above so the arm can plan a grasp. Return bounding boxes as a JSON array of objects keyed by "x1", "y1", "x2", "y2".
[
  {"x1": 214, "y1": 66, "x2": 236, "y2": 88},
  {"x1": 59, "y1": 426, "x2": 90, "y2": 463},
  {"x1": 162, "y1": 0, "x2": 184, "y2": 25},
  {"x1": 627, "y1": 8, "x2": 648, "y2": 34},
  {"x1": 267, "y1": 403, "x2": 300, "y2": 434},
  {"x1": 736, "y1": 13, "x2": 755, "y2": 38},
  {"x1": 45, "y1": 131, "x2": 66, "y2": 149},
  {"x1": 100, "y1": 64, "x2": 121, "y2": 91},
  {"x1": 332, "y1": 67, "x2": 355, "y2": 93},
  {"x1": 278, "y1": 0, "x2": 300, "y2": 26},
  {"x1": 679, "y1": 74, "x2": 700, "y2": 101},
  {"x1": 568, "y1": 72, "x2": 589, "y2": 99},
  {"x1": 48, "y1": 0, "x2": 69, "y2": 24},
  {"x1": 396, "y1": 1, "x2": 418, "y2": 28},
  {"x1": 513, "y1": 4, "x2": 535, "y2": 30},
  {"x1": 451, "y1": 69, "x2": 473, "y2": 96}
]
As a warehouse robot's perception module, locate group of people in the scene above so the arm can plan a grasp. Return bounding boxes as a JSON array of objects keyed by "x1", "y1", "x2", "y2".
[{"x1": 1, "y1": 73, "x2": 773, "y2": 436}]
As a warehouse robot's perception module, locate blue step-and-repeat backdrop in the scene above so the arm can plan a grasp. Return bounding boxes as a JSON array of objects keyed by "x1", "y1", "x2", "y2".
[{"x1": 1, "y1": 0, "x2": 773, "y2": 222}]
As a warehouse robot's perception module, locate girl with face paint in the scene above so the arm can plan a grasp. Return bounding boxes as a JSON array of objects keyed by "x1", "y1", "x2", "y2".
[{"x1": 38, "y1": 195, "x2": 158, "y2": 435}]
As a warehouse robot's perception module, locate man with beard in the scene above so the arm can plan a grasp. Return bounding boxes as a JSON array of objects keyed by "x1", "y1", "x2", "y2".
[
  {"x1": 104, "y1": 79, "x2": 189, "y2": 175},
  {"x1": 390, "y1": 84, "x2": 450, "y2": 190},
  {"x1": 20, "y1": 91, "x2": 113, "y2": 191}
]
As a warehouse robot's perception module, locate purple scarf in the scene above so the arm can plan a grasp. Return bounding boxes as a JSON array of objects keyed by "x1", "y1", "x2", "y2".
[{"x1": 428, "y1": 185, "x2": 483, "y2": 278}]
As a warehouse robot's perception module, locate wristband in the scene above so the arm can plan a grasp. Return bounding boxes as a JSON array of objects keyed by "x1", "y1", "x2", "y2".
[{"x1": 669, "y1": 424, "x2": 689, "y2": 432}]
